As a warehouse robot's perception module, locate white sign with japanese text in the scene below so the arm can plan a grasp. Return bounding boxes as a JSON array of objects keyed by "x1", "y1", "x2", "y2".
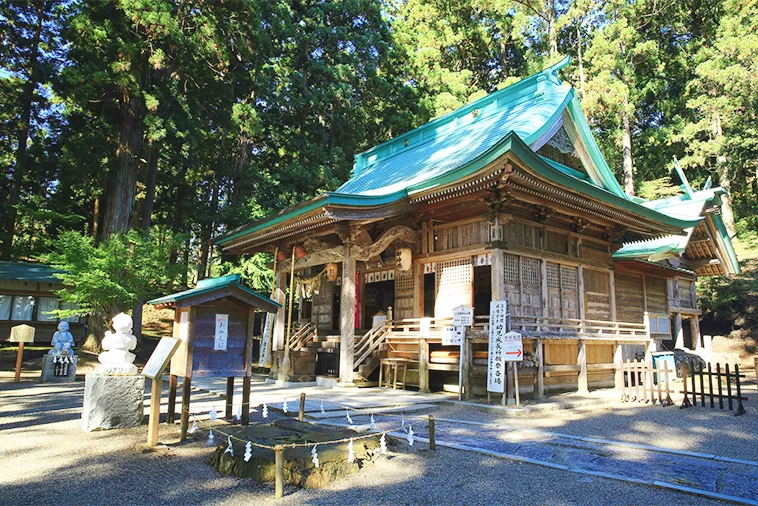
[
  {"x1": 259, "y1": 313, "x2": 272, "y2": 365},
  {"x1": 214, "y1": 313, "x2": 229, "y2": 351},
  {"x1": 487, "y1": 300, "x2": 508, "y2": 393},
  {"x1": 452, "y1": 305, "x2": 474, "y2": 327},
  {"x1": 442, "y1": 326, "x2": 465, "y2": 346}
]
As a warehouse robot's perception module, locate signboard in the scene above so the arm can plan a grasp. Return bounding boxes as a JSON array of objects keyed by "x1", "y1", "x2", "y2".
[
  {"x1": 178, "y1": 311, "x2": 189, "y2": 341},
  {"x1": 214, "y1": 314, "x2": 229, "y2": 351},
  {"x1": 487, "y1": 300, "x2": 508, "y2": 393},
  {"x1": 503, "y1": 335, "x2": 524, "y2": 362},
  {"x1": 9, "y1": 324, "x2": 35, "y2": 343},
  {"x1": 442, "y1": 326, "x2": 465, "y2": 346},
  {"x1": 142, "y1": 337, "x2": 181, "y2": 379},
  {"x1": 259, "y1": 313, "x2": 272, "y2": 366},
  {"x1": 452, "y1": 305, "x2": 474, "y2": 327}
]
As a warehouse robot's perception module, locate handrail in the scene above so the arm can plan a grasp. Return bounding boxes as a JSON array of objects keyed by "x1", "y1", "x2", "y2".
[
  {"x1": 290, "y1": 322, "x2": 316, "y2": 352},
  {"x1": 353, "y1": 319, "x2": 389, "y2": 369}
]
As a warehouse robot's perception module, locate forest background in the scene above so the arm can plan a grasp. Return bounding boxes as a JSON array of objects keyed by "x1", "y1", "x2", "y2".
[{"x1": 2, "y1": 0, "x2": 757, "y2": 347}]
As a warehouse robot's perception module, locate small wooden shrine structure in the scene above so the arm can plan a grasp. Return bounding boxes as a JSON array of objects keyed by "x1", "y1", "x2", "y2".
[
  {"x1": 215, "y1": 57, "x2": 739, "y2": 398},
  {"x1": 148, "y1": 274, "x2": 281, "y2": 439}
]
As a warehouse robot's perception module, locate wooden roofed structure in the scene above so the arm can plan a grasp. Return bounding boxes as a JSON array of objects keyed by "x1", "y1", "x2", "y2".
[{"x1": 215, "y1": 57, "x2": 738, "y2": 397}]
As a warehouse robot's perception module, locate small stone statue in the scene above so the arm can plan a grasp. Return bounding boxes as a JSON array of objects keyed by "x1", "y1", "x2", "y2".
[
  {"x1": 49, "y1": 321, "x2": 75, "y2": 356},
  {"x1": 95, "y1": 312, "x2": 137, "y2": 375}
]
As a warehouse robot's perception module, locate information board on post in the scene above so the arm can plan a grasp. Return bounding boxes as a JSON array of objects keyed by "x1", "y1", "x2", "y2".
[
  {"x1": 452, "y1": 305, "x2": 474, "y2": 327},
  {"x1": 503, "y1": 331, "x2": 524, "y2": 362},
  {"x1": 487, "y1": 300, "x2": 508, "y2": 393},
  {"x1": 142, "y1": 337, "x2": 181, "y2": 380},
  {"x1": 259, "y1": 313, "x2": 272, "y2": 366}
]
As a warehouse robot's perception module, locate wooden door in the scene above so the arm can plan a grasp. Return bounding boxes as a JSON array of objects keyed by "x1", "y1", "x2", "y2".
[
  {"x1": 520, "y1": 257, "x2": 542, "y2": 317},
  {"x1": 548, "y1": 263, "x2": 579, "y2": 319},
  {"x1": 394, "y1": 267, "x2": 416, "y2": 321},
  {"x1": 503, "y1": 253, "x2": 521, "y2": 314},
  {"x1": 435, "y1": 258, "x2": 473, "y2": 318},
  {"x1": 583, "y1": 268, "x2": 611, "y2": 321}
]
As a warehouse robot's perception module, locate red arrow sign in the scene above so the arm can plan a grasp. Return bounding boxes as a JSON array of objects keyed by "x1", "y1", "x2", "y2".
[{"x1": 505, "y1": 349, "x2": 522, "y2": 357}]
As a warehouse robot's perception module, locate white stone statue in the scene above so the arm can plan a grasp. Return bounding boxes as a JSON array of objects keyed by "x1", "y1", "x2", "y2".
[
  {"x1": 95, "y1": 313, "x2": 137, "y2": 375},
  {"x1": 49, "y1": 321, "x2": 76, "y2": 356}
]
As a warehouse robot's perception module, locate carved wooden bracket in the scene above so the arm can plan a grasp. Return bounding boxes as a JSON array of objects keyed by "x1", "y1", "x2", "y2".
[
  {"x1": 536, "y1": 205, "x2": 554, "y2": 223},
  {"x1": 574, "y1": 218, "x2": 590, "y2": 234},
  {"x1": 352, "y1": 225, "x2": 419, "y2": 260}
]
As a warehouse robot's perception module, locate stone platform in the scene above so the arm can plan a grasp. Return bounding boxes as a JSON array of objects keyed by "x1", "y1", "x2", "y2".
[
  {"x1": 81, "y1": 373, "x2": 145, "y2": 431},
  {"x1": 41, "y1": 355, "x2": 78, "y2": 383}
]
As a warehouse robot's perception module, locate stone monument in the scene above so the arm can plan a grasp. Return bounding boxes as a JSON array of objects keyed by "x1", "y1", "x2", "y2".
[
  {"x1": 81, "y1": 313, "x2": 145, "y2": 431},
  {"x1": 41, "y1": 321, "x2": 78, "y2": 383}
]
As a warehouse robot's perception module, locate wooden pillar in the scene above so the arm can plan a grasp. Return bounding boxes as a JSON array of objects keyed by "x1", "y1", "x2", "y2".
[
  {"x1": 540, "y1": 260, "x2": 549, "y2": 317},
  {"x1": 691, "y1": 317, "x2": 701, "y2": 350},
  {"x1": 167, "y1": 374, "x2": 178, "y2": 424},
  {"x1": 241, "y1": 375, "x2": 251, "y2": 425},
  {"x1": 609, "y1": 271, "x2": 617, "y2": 322},
  {"x1": 463, "y1": 331, "x2": 472, "y2": 400},
  {"x1": 179, "y1": 376, "x2": 192, "y2": 441},
  {"x1": 491, "y1": 248, "x2": 513, "y2": 400},
  {"x1": 147, "y1": 377, "x2": 162, "y2": 447},
  {"x1": 339, "y1": 245, "x2": 356, "y2": 385},
  {"x1": 225, "y1": 377, "x2": 234, "y2": 419},
  {"x1": 673, "y1": 312, "x2": 684, "y2": 349},
  {"x1": 577, "y1": 339, "x2": 589, "y2": 393},
  {"x1": 535, "y1": 338, "x2": 544, "y2": 398},
  {"x1": 577, "y1": 265, "x2": 586, "y2": 320},
  {"x1": 419, "y1": 338, "x2": 430, "y2": 393},
  {"x1": 273, "y1": 271, "x2": 287, "y2": 352}
]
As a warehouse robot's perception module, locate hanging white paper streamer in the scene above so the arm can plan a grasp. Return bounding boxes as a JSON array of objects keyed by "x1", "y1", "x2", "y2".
[
  {"x1": 244, "y1": 441, "x2": 252, "y2": 462},
  {"x1": 369, "y1": 414, "x2": 376, "y2": 431},
  {"x1": 209, "y1": 407, "x2": 217, "y2": 421},
  {"x1": 283, "y1": 399, "x2": 288, "y2": 414},
  {"x1": 379, "y1": 433, "x2": 387, "y2": 455},
  {"x1": 262, "y1": 403, "x2": 269, "y2": 418},
  {"x1": 208, "y1": 429, "x2": 215, "y2": 444},
  {"x1": 236, "y1": 405, "x2": 242, "y2": 421},
  {"x1": 401, "y1": 417, "x2": 406, "y2": 430},
  {"x1": 311, "y1": 444, "x2": 320, "y2": 468},
  {"x1": 224, "y1": 436, "x2": 234, "y2": 456},
  {"x1": 347, "y1": 438, "x2": 355, "y2": 464},
  {"x1": 188, "y1": 420, "x2": 199, "y2": 434},
  {"x1": 320, "y1": 399, "x2": 325, "y2": 414},
  {"x1": 407, "y1": 424, "x2": 414, "y2": 446},
  {"x1": 346, "y1": 407, "x2": 353, "y2": 425}
]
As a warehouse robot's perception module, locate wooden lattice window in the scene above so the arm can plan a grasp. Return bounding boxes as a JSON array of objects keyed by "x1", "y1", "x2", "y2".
[
  {"x1": 521, "y1": 258, "x2": 540, "y2": 287},
  {"x1": 503, "y1": 254, "x2": 520, "y2": 284},
  {"x1": 395, "y1": 268, "x2": 415, "y2": 292},
  {"x1": 504, "y1": 221, "x2": 539, "y2": 249},
  {"x1": 560, "y1": 265, "x2": 578, "y2": 290},
  {"x1": 435, "y1": 258, "x2": 473, "y2": 318},
  {"x1": 547, "y1": 263, "x2": 560, "y2": 289}
]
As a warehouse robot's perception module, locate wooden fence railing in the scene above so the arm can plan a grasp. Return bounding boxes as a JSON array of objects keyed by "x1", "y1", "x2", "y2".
[
  {"x1": 681, "y1": 362, "x2": 747, "y2": 416},
  {"x1": 353, "y1": 320, "x2": 389, "y2": 369},
  {"x1": 618, "y1": 359, "x2": 674, "y2": 405},
  {"x1": 290, "y1": 322, "x2": 316, "y2": 352}
]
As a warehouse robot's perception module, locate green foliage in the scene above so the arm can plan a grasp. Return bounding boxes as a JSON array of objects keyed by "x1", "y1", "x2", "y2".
[
  {"x1": 42, "y1": 230, "x2": 185, "y2": 330},
  {"x1": 637, "y1": 178, "x2": 683, "y2": 201},
  {"x1": 213, "y1": 253, "x2": 274, "y2": 295}
]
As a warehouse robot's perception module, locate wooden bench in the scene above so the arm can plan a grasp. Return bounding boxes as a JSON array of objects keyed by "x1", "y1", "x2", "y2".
[{"x1": 379, "y1": 358, "x2": 413, "y2": 390}]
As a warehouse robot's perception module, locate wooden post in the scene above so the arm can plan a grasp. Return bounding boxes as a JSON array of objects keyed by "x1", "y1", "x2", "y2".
[
  {"x1": 225, "y1": 377, "x2": 235, "y2": 419},
  {"x1": 609, "y1": 270, "x2": 617, "y2": 322},
  {"x1": 656, "y1": 362, "x2": 663, "y2": 404},
  {"x1": 662, "y1": 361, "x2": 673, "y2": 406},
  {"x1": 428, "y1": 415, "x2": 436, "y2": 451},
  {"x1": 241, "y1": 375, "x2": 251, "y2": 425},
  {"x1": 536, "y1": 338, "x2": 544, "y2": 399},
  {"x1": 167, "y1": 374, "x2": 178, "y2": 424},
  {"x1": 735, "y1": 364, "x2": 746, "y2": 416},
  {"x1": 419, "y1": 339, "x2": 430, "y2": 393},
  {"x1": 673, "y1": 313, "x2": 684, "y2": 349},
  {"x1": 717, "y1": 363, "x2": 724, "y2": 409},
  {"x1": 708, "y1": 363, "x2": 715, "y2": 408},
  {"x1": 513, "y1": 364, "x2": 521, "y2": 407},
  {"x1": 634, "y1": 360, "x2": 640, "y2": 401},
  {"x1": 275, "y1": 446, "x2": 284, "y2": 500},
  {"x1": 458, "y1": 334, "x2": 465, "y2": 401},
  {"x1": 273, "y1": 271, "x2": 287, "y2": 354},
  {"x1": 647, "y1": 364, "x2": 654, "y2": 403},
  {"x1": 339, "y1": 244, "x2": 356, "y2": 385},
  {"x1": 680, "y1": 363, "x2": 691, "y2": 408},
  {"x1": 14, "y1": 342, "x2": 24, "y2": 382},
  {"x1": 180, "y1": 376, "x2": 192, "y2": 441},
  {"x1": 462, "y1": 333, "x2": 472, "y2": 400},
  {"x1": 298, "y1": 392, "x2": 306, "y2": 422},
  {"x1": 577, "y1": 339, "x2": 588, "y2": 393},
  {"x1": 147, "y1": 377, "x2": 162, "y2": 447},
  {"x1": 613, "y1": 341, "x2": 623, "y2": 390},
  {"x1": 690, "y1": 364, "x2": 697, "y2": 406},
  {"x1": 725, "y1": 363, "x2": 733, "y2": 410},
  {"x1": 699, "y1": 367, "x2": 706, "y2": 407},
  {"x1": 281, "y1": 247, "x2": 297, "y2": 381}
]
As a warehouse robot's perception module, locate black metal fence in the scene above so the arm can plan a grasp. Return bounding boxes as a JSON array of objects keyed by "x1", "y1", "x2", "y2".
[{"x1": 315, "y1": 350, "x2": 338, "y2": 377}]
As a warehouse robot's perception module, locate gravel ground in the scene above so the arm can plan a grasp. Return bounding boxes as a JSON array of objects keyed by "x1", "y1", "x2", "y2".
[
  {"x1": 430, "y1": 378, "x2": 758, "y2": 463},
  {"x1": 0, "y1": 377, "x2": 734, "y2": 505}
]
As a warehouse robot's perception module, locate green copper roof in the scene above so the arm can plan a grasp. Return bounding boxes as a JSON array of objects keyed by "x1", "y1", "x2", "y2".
[
  {"x1": 148, "y1": 274, "x2": 281, "y2": 311},
  {"x1": 0, "y1": 262, "x2": 63, "y2": 284}
]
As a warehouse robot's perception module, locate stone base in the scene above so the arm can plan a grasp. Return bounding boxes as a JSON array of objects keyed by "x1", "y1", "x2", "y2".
[
  {"x1": 41, "y1": 355, "x2": 78, "y2": 383},
  {"x1": 82, "y1": 373, "x2": 145, "y2": 432}
]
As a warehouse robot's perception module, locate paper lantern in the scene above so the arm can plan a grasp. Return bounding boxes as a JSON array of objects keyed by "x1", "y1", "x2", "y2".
[
  {"x1": 396, "y1": 248, "x2": 412, "y2": 271},
  {"x1": 326, "y1": 263, "x2": 339, "y2": 282},
  {"x1": 277, "y1": 250, "x2": 287, "y2": 262},
  {"x1": 295, "y1": 245, "x2": 307, "y2": 259}
]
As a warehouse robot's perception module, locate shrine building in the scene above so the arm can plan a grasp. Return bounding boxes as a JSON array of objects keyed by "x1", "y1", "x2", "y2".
[{"x1": 215, "y1": 57, "x2": 739, "y2": 396}]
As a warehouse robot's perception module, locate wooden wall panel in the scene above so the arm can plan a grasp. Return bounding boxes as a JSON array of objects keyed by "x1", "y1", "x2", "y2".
[
  {"x1": 645, "y1": 276, "x2": 668, "y2": 314},
  {"x1": 394, "y1": 267, "x2": 416, "y2": 321},
  {"x1": 520, "y1": 257, "x2": 542, "y2": 317},
  {"x1": 547, "y1": 263, "x2": 579, "y2": 319},
  {"x1": 192, "y1": 301, "x2": 248, "y2": 377},
  {"x1": 587, "y1": 343, "x2": 613, "y2": 364},
  {"x1": 615, "y1": 273, "x2": 644, "y2": 324},
  {"x1": 583, "y1": 268, "x2": 611, "y2": 321},
  {"x1": 434, "y1": 258, "x2": 473, "y2": 318},
  {"x1": 503, "y1": 253, "x2": 522, "y2": 314},
  {"x1": 544, "y1": 342, "x2": 577, "y2": 365}
]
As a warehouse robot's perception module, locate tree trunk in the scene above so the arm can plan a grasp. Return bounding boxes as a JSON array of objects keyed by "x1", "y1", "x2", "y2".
[
  {"x1": 576, "y1": 25, "x2": 586, "y2": 98},
  {"x1": 2, "y1": 2, "x2": 45, "y2": 259},
  {"x1": 140, "y1": 146, "x2": 159, "y2": 231},
  {"x1": 197, "y1": 181, "x2": 219, "y2": 281},
  {"x1": 103, "y1": 89, "x2": 144, "y2": 236},
  {"x1": 622, "y1": 104, "x2": 635, "y2": 197},
  {"x1": 714, "y1": 113, "x2": 736, "y2": 237},
  {"x1": 547, "y1": 0, "x2": 558, "y2": 59}
]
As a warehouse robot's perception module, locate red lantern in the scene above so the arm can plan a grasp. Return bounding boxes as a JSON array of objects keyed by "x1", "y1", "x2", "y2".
[
  {"x1": 295, "y1": 245, "x2": 307, "y2": 259},
  {"x1": 277, "y1": 250, "x2": 287, "y2": 262}
]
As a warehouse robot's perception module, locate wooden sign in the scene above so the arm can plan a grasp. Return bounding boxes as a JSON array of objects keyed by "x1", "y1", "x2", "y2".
[
  {"x1": 487, "y1": 301, "x2": 508, "y2": 393},
  {"x1": 452, "y1": 305, "x2": 474, "y2": 327},
  {"x1": 503, "y1": 333, "x2": 524, "y2": 362},
  {"x1": 214, "y1": 313, "x2": 229, "y2": 351},
  {"x1": 442, "y1": 326, "x2": 464, "y2": 346},
  {"x1": 9, "y1": 324, "x2": 35, "y2": 343},
  {"x1": 142, "y1": 337, "x2": 181, "y2": 380},
  {"x1": 259, "y1": 313, "x2": 272, "y2": 366}
]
